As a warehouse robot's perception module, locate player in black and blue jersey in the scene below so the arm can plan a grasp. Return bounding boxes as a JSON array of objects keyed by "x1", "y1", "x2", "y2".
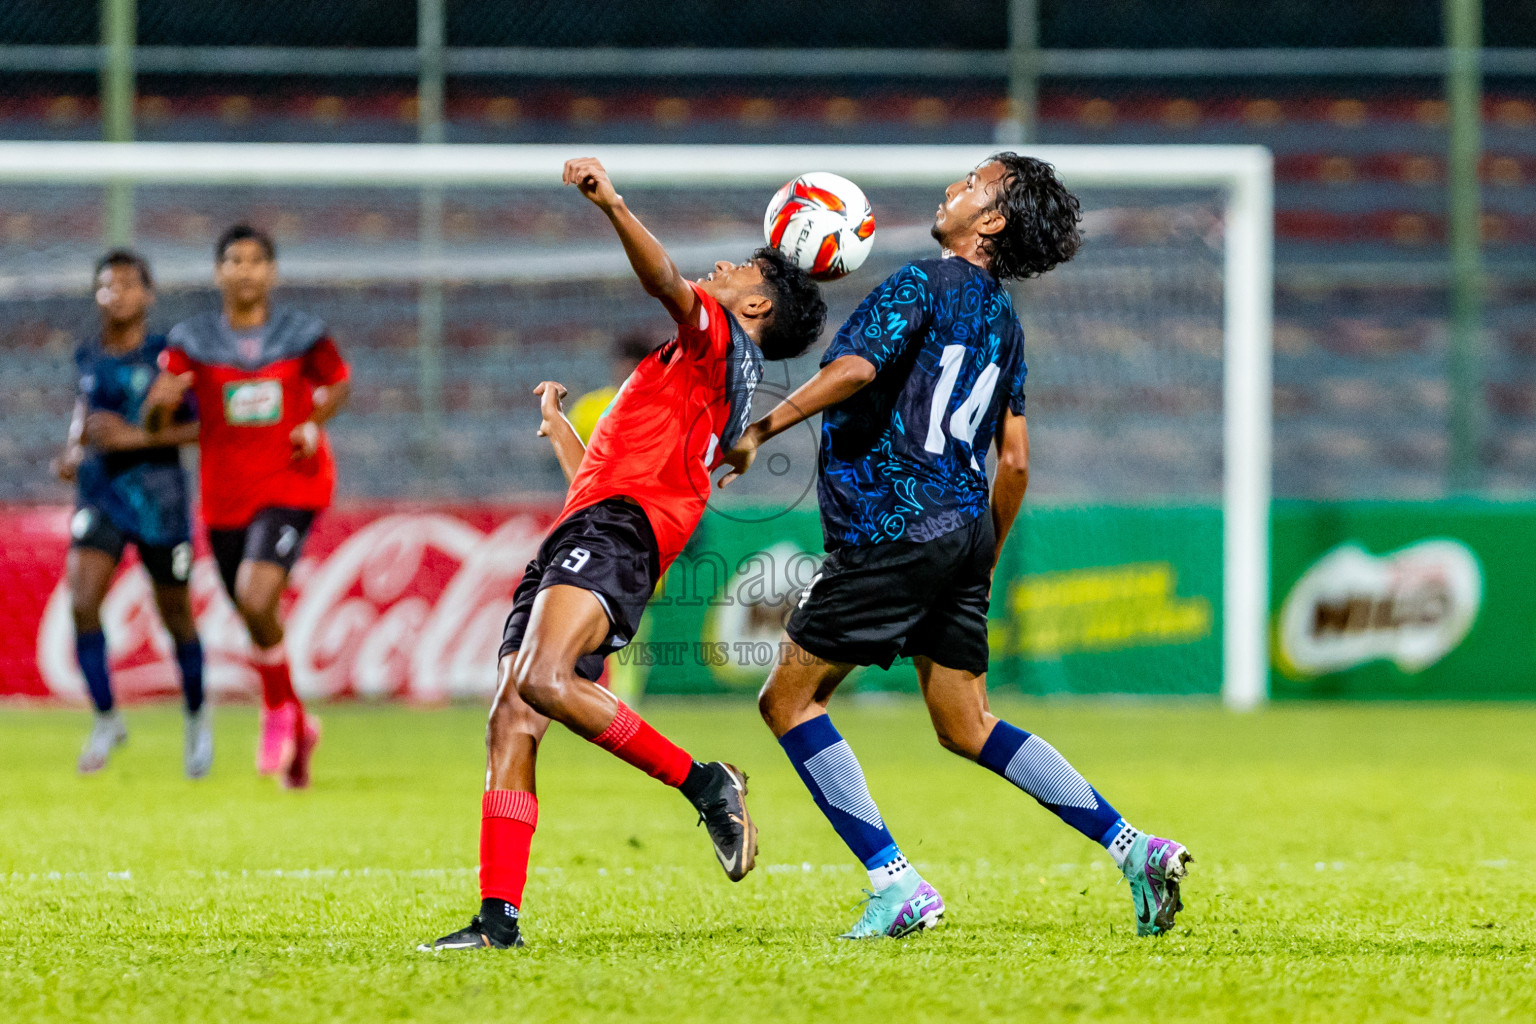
[
  {"x1": 53, "y1": 250, "x2": 210, "y2": 777},
  {"x1": 723, "y1": 154, "x2": 1192, "y2": 939}
]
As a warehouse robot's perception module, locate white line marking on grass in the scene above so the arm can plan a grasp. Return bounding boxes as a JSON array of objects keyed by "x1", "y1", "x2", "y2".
[
  {"x1": 764, "y1": 862, "x2": 857, "y2": 875},
  {"x1": 8, "y1": 863, "x2": 867, "y2": 883},
  {"x1": 15, "y1": 858, "x2": 1497, "y2": 885},
  {"x1": 5, "y1": 867, "x2": 479, "y2": 883}
]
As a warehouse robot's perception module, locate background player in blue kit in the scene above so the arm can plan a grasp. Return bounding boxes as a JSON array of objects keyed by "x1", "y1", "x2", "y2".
[
  {"x1": 53, "y1": 250, "x2": 210, "y2": 777},
  {"x1": 724, "y1": 154, "x2": 1193, "y2": 940}
]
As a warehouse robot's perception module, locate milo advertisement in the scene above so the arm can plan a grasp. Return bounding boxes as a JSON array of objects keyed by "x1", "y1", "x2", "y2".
[{"x1": 1270, "y1": 501, "x2": 1536, "y2": 700}]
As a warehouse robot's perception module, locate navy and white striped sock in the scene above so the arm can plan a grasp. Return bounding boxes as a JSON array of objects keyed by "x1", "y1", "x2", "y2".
[
  {"x1": 977, "y1": 721, "x2": 1129, "y2": 852},
  {"x1": 779, "y1": 715, "x2": 906, "y2": 886}
]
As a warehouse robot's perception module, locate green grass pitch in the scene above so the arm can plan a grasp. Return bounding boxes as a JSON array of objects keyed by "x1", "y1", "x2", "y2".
[{"x1": 2, "y1": 699, "x2": 1533, "y2": 1023}]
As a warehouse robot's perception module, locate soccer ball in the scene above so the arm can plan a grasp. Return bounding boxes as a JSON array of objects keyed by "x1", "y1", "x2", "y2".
[{"x1": 763, "y1": 172, "x2": 876, "y2": 281}]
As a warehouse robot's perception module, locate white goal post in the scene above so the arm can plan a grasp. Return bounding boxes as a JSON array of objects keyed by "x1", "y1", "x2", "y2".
[{"x1": 0, "y1": 141, "x2": 1273, "y2": 709}]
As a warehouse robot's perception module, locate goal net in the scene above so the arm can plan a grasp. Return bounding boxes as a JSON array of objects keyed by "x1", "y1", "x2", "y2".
[{"x1": 0, "y1": 142, "x2": 1271, "y2": 707}]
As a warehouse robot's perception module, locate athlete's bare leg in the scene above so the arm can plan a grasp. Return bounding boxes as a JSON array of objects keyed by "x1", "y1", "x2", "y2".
[
  {"x1": 430, "y1": 582, "x2": 754, "y2": 953},
  {"x1": 508, "y1": 584, "x2": 623, "y2": 737},
  {"x1": 232, "y1": 557, "x2": 314, "y2": 783},
  {"x1": 911, "y1": 654, "x2": 1194, "y2": 938},
  {"x1": 151, "y1": 581, "x2": 198, "y2": 645},
  {"x1": 756, "y1": 637, "x2": 855, "y2": 739},
  {"x1": 67, "y1": 547, "x2": 118, "y2": 635},
  {"x1": 231, "y1": 558, "x2": 288, "y2": 648},
  {"x1": 912, "y1": 655, "x2": 996, "y2": 760},
  {"x1": 487, "y1": 654, "x2": 552, "y2": 792}
]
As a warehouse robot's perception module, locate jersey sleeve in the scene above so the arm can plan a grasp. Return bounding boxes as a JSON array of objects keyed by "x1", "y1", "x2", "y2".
[
  {"x1": 822, "y1": 263, "x2": 935, "y2": 373},
  {"x1": 301, "y1": 336, "x2": 349, "y2": 385},
  {"x1": 1006, "y1": 326, "x2": 1028, "y2": 416},
  {"x1": 675, "y1": 282, "x2": 730, "y2": 360},
  {"x1": 73, "y1": 344, "x2": 98, "y2": 405},
  {"x1": 158, "y1": 346, "x2": 192, "y2": 375}
]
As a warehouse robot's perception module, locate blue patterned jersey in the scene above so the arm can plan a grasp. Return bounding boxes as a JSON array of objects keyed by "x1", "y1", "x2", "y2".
[
  {"x1": 816, "y1": 257, "x2": 1027, "y2": 550},
  {"x1": 73, "y1": 334, "x2": 192, "y2": 547}
]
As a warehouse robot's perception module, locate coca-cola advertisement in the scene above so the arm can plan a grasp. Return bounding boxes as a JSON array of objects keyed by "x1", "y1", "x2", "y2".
[{"x1": 4, "y1": 503, "x2": 561, "y2": 703}]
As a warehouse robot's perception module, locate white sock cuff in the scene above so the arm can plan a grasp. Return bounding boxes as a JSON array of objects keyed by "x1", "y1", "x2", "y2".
[
  {"x1": 867, "y1": 853, "x2": 912, "y2": 891},
  {"x1": 1106, "y1": 822, "x2": 1142, "y2": 868}
]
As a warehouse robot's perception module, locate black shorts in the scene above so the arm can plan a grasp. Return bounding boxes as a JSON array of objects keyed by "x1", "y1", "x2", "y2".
[
  {"x1": 499, "y1": 498, "x2": 661, "y2": 682},
  {"x1": 787, "y1": 512, "x2": 995, "y2": 675},
  {"x1": 70, "y1": 506, "x2": 194, "y2": 587},
  {"x1": 208, "y1": 507, "x2": 318, "y2": 598}
]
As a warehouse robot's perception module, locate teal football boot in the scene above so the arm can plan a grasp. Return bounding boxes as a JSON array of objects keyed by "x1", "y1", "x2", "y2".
[
  {"x1": 1123, "y1": 834, "x2": 1193, "y2": 936},
  {"x1": 840, "y1": 872, "x2": 946, "y2": 939}
]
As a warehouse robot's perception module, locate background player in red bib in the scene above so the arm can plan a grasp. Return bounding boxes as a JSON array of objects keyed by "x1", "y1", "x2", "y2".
[
  {"x1": 422, "y1": 157, "x2": 826, "y2": 951},
  {"x1": 143, "y1": 223, "x2": 351, "y2": 790}
]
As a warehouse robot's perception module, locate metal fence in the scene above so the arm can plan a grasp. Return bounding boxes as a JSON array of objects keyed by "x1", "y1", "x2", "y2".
[{"x1": 1, "y1": 0, "x2": 1533, "y2": 501}]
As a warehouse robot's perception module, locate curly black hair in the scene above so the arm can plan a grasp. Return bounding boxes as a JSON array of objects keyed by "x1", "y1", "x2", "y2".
[
  {"x1": 979, "y1": 152, "x2": 1083, "y2": 281},
  {"x1": 751, "y1": 245, "x2": 827, "y2": 361}
]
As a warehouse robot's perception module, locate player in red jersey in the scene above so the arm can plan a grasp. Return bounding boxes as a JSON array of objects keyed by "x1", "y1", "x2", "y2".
[
  {"x1": 143, "y1": 224, "x2": 351, "y2": 789},
  {"x1": 422, "y1": 157, "x2": 826, "y2": 951}
]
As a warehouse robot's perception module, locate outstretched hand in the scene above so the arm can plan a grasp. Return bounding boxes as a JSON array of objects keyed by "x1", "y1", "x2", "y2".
[
  {"x1": 562, "y1": 157, "x2": 621, "y2": 210},
  {"x1": 534, "y1": 380, "x2": 569, "y2": 437},
  {"x1": 716, "y1": 424, "x2": 763, "y2": 489},
  {"x1": 51, "y1": 447, "x2": 81, "y2": 482}
]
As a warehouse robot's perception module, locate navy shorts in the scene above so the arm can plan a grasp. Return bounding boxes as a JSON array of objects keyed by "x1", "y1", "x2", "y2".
[
  {"x1": 787, "y1": 513, "x2": 995, "y2": 675},
  {"x1": 70, "y1": 505, "x2": 193, "y2": 587}
]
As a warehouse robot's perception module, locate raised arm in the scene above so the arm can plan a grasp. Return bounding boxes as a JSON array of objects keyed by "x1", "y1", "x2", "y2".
[
  {"x1": 717, "y1": 355, "x2": 876, "y2": 487},
  {"x1": 563, "y1": 157, "x2": 700, "y2": 327},
  {"x1": 533, "y1": 381, "x2": 585, "y2": 486},
  {"x1": 720, "y1": 263, "x2": 933, "y2": 487},
  {"x1": 989, "y1": 409, "x2": 1030, "y2": 569}
]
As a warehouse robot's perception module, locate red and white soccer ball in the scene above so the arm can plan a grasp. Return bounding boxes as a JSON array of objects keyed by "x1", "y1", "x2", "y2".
[{"x1": 763, "y1": 172, "x2": 876, "y2": 281}]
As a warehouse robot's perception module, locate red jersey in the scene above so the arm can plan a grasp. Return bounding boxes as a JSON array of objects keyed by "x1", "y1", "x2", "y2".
[
  {"x1": 163, "y1": 309, "x2": 349, "y2": 529},
  {"x1": 560, "y1": 284, "x2": 762, "y2": 569}
]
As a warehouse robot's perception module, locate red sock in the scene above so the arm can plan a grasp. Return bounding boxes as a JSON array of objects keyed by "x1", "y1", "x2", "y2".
[
  {"x1": 589, "y1": 702, "x2": 693, "y2": 787},
  {"x1": 252, "y1": 644, "x2": 299, "y2": 711},
  {"x1": 480, "y1": 790, "x2": 538, "y2": 906}
]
